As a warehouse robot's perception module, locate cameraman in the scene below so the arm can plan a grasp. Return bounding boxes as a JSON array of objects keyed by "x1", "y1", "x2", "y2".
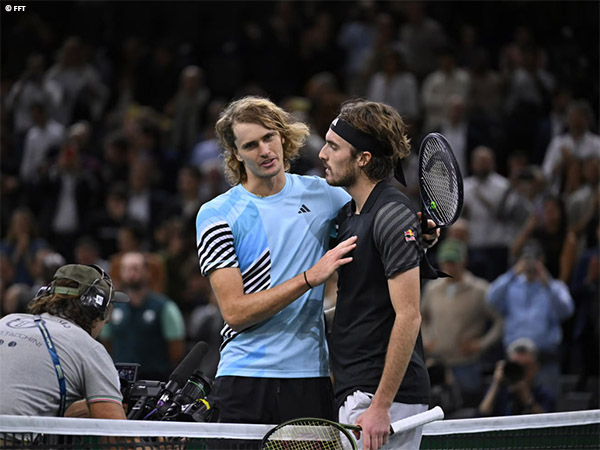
[
  {"x1": 0, "y1": 264, "x2": 129, "y2": 419},
  {"x1": 478, "y1": 338, "x2": 555, "y2": 416}
]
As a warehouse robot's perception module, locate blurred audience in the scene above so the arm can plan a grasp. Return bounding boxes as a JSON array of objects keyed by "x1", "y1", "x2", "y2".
[
  {"x1": 166, "y1": 65, "x2": 210, "y2": 157},
  {"x1": 108, "y1": 221, "x2": 167, "y2": 294},
  {"x1": 462, "y1": 146, "x2": 511, "y2": 281},
  {"x1": 398, "y1": 1, "x2": 447, "y2": 81},
  {"x1": 5, "y1": 53, "x2": 61, "y2": 142},
  {"x1": 568, "y1": 224, "x2": 599, "y2": 390},
  {"x1": 487, "y1": 241, "x2": 574, "y2": 398},
  {"x1": 100, "y1": 251, "x2": 185, "y2": 381},
  {"x1": 512, "y1": 195, "x2": 577, "y2": 283},
  {"x1": 1, "y1": 0, "x2": 598, "y2": 414},
  {"x1": 0, "y1": 207, "x2": 48, "y2": 286},
  {"x1": 45, "y1": 36, "x2": 108, "y2": 125},
  {"x1": 421, "y1": 239, "x2": 503, "y2": 407},
  {"x1": 34, "y1": 131, "x2": 100, "y2": 261},
  {"x1": 421, "y1": 44, "x2": 470, "y2": 133},
  {"x1": 19, "y1": 101, "x2": 65, "y2": 184},
  {"x1": 366, "y1": 46, "x2": 419, "y2": 123},
  {"x1": 542, "y1": 100, "x2": 600, "y2": 194},
  {"x1": 479, "y1": 338, "x2": 555, "y2": 416},
  {"x1": 1, "y1": 283, "x2": 32, "y2": 316}
]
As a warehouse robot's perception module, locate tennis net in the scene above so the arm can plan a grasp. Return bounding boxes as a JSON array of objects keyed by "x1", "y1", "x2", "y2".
[{"x1": 1, "y1": 409, "x2": 598, "y2": 449}]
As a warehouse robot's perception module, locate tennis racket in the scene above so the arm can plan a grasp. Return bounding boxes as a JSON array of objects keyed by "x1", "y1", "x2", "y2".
[
  {"x1": 418, "y1": 133, "x2": 464, "y2": 235},
  {"x1": 261, "y1": 406, "x2": 444, "y2": 450}
]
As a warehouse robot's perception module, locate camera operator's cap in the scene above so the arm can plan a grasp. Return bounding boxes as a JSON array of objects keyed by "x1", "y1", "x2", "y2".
[
  {"x1": 507, "y1": 337, "x2": 538, "y2": 357},
  {"x1": 53, "y1": 264, "x2": 129, "y2": 303},
  {"x1": 437, "y1": 238, "x2": 467, "y2": 263}
]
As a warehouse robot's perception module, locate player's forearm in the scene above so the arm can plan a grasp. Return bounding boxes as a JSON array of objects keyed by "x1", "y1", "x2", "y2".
[
  {"x1": 214, "y1": 237, "x2": 356, "y2": 331},
  {"x1": 371, "y1": 312, "x2": 421, "y2": 409},
  {"x1": 218, "y1": 273, "x2": 311, "y2": 331}
]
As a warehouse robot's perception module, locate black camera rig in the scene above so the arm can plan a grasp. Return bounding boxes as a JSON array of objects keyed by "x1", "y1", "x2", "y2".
[{"x1": 115, "y1": 343, "x2": 216, "y2": 422}]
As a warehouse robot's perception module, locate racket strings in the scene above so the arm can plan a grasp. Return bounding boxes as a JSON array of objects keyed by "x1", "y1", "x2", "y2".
[
  {"x1": 420, "y1": 139, "x2": 461, "y2": 226},
  {"x1": 264, "y1": 419, "x2": 352, "y2": 450}
]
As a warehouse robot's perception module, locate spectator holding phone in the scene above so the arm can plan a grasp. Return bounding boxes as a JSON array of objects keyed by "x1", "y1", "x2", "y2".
[{"x1": 486, "y1": 241, "x2": 574, "y2": 399}]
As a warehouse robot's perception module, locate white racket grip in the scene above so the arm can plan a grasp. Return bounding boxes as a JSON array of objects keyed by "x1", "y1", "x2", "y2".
[{"x1": 390, "y1": 406, "x2": 444, "y2": 434}]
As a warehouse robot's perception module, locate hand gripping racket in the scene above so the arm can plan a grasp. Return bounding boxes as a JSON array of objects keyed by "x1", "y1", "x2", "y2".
[
  {"x1": 418, "y1": 132, "x2": 464, "y2": 235},
  {"x1": 261, "y1": 406, "x2": 444, "y2": 450}
]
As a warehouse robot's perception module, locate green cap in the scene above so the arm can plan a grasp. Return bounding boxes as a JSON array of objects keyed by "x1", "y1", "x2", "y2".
[
  {"x1": 53, "y1": 264, "x2": 129, "y2": 303},
  {"x1": 437, "y1": 238, "x2": 467, "y2": 263}
]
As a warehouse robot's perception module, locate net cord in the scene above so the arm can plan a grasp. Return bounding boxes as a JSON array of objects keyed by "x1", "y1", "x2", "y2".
[
  {"x1": 1, "y1": 410, "x2": 598, "y2": 439},
  {"x1": 423, "y1": 409, "x2": 600, "y2": 436}
]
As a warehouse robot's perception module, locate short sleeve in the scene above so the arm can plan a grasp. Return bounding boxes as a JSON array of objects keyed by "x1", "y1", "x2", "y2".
[
  {"x1": 84, "y1": 344, "x2": 123, "y2": 406},
  {"x1": 196, "y1": 215, "x2": 239, "y2": 277},
  {"x1": 373, "y1": 201, "x2": 422, "y2": 278},
  {"x1": 161, "y1": 301, "x2": 186, "y2": 341}
]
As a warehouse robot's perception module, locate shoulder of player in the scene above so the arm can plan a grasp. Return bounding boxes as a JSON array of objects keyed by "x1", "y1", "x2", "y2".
[
  {"x1": 372, "y1": 200, "x2": 419, "y2": 240},
  {"x1": 287, "y1": 172, "x2": 341, "y2": 193},
  {"x1": 197, "y1": 187, "x2": 236, "y2": 214},
  {"x1": 195, "y1": 189, "x2": 238, "y2": 229},
  {"x1": 374, "y1": 188, "x2": 417, "y2": 219}
]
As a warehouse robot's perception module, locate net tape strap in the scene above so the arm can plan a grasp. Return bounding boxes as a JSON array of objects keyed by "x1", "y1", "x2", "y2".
[{"x1": 0, "y1": 410, "x2": 598, "y2": 439}]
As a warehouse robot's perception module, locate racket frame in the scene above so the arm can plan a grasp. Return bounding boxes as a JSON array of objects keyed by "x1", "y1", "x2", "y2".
[{"x1": 417, "y1": 132, "x2": 464, "y2": 232}]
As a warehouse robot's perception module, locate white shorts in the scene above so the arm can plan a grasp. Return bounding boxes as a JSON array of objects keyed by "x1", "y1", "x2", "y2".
[{"x1": 338, "y1": 390, "x2": 428, "y2": 449}]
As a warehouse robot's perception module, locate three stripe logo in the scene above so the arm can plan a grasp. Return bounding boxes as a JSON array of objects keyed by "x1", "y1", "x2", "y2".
[{"x1": 298, "y1": 204, "x2": 311, "y2": 214}]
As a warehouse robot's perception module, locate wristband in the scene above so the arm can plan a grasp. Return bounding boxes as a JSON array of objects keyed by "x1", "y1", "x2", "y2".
[{"x1": 303, "y1": 271, "x2": 313, "y2": 289}]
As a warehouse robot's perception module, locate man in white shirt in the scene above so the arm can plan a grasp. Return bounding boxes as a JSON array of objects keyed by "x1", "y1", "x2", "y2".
[
  {"x1": 20, "y1": 101, "x2": 65, "y2": 184},
  {"x1": 463, "y1": 146, "x2": 510, "y2": 281},
  {"x1": 543, "y1": 100, "x2": 600, "y2": 194},
  {"x1": 421, "y1": 45, "x2": 470, "y2": 133}
]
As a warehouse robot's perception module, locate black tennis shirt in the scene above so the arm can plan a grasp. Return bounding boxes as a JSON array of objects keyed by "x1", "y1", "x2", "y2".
[{"x1": 329, "y1": 180, "x2": 430, "y2": 408}]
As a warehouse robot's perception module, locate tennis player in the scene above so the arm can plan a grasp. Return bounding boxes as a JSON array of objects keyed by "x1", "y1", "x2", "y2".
[
  {"x1": 195, "y1": 96, "x2": 356, "y2": 423},
  {"x1": 321, "y1": 100, "x2": 431, "y2": 450}
]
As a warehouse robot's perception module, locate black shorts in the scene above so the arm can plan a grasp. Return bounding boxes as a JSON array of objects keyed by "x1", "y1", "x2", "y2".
[{"x1": 208, "y1": 376, "x2": 335, "y2": 424}]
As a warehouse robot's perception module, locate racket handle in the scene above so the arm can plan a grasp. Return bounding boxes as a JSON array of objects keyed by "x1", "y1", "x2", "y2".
[
  {"x1": 420, "y1": 210, "x2": 435, "y2": 236},
  {"x1": 390, "y1": 406, "x2": 444, "y2": 435}
]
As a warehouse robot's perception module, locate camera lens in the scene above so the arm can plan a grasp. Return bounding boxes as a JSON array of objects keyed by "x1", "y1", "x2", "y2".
[{"x1": 504, "y1": 361, "x2": 525, "y2": 384}]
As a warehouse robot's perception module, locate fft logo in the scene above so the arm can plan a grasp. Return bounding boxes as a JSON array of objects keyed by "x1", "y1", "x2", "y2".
[{"x1": 5, "y1": 5, "x2": 27, "y2": 12}]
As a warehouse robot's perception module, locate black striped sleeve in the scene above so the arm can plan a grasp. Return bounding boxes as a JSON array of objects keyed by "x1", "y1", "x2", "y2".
[
  {"x1": 373, "y1": 201, "x2": 422, "y2": 278},
  {"x1": 197, "y1": 221, "x2": 239, "y2": 276}
]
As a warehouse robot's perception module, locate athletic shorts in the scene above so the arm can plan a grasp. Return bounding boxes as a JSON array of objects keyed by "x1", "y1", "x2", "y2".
[
  {"x1": 208, "y1": 376, "x2": 335, "y2": 423},
  {"x1": 339, "y1": 390, "x2": 428, "y2": 449}
]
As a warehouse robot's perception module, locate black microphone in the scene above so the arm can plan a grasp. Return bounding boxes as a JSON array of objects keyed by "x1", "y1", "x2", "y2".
[{"x1": 156, "y1": 342, "x2": 209, "y2": 413}]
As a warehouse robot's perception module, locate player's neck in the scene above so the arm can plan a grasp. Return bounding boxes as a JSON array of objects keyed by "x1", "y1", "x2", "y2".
[
  {"x1": 348, "y1": 176, "x2": 377, "y2": 214},
  {"x1": 243, "y1": 172, "x2": 286, "y2": 198}
]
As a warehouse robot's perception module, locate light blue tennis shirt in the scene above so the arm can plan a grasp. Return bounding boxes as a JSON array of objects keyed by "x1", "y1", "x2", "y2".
[{"x1": 196, "y1": 173, "x2": 350, "y2": 378}]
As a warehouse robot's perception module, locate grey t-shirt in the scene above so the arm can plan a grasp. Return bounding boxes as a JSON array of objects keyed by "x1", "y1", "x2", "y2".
[{"x1": 0, "y1": 313, "x2": 122, "y2": 416}]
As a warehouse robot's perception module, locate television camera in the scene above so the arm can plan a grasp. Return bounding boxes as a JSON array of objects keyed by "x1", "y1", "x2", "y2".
[{"x1": 116, "y1": 342, "x2": 215, "y2": 422}]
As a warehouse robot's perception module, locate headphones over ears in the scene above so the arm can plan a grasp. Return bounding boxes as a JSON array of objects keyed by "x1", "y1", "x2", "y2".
[{"x1": 35, "y1": 265, "x2": 115, "y2": 320}]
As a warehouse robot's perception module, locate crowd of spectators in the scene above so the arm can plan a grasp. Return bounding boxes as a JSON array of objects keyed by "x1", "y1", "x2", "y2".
[{"x1": 1, "y1": 1, "x2": 598, "y2": 417}]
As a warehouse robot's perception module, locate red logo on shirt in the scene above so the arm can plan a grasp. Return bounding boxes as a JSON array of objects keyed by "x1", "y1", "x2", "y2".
[{"x1": 404, "y1": 229, "x2": 416, "y2": 242}]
